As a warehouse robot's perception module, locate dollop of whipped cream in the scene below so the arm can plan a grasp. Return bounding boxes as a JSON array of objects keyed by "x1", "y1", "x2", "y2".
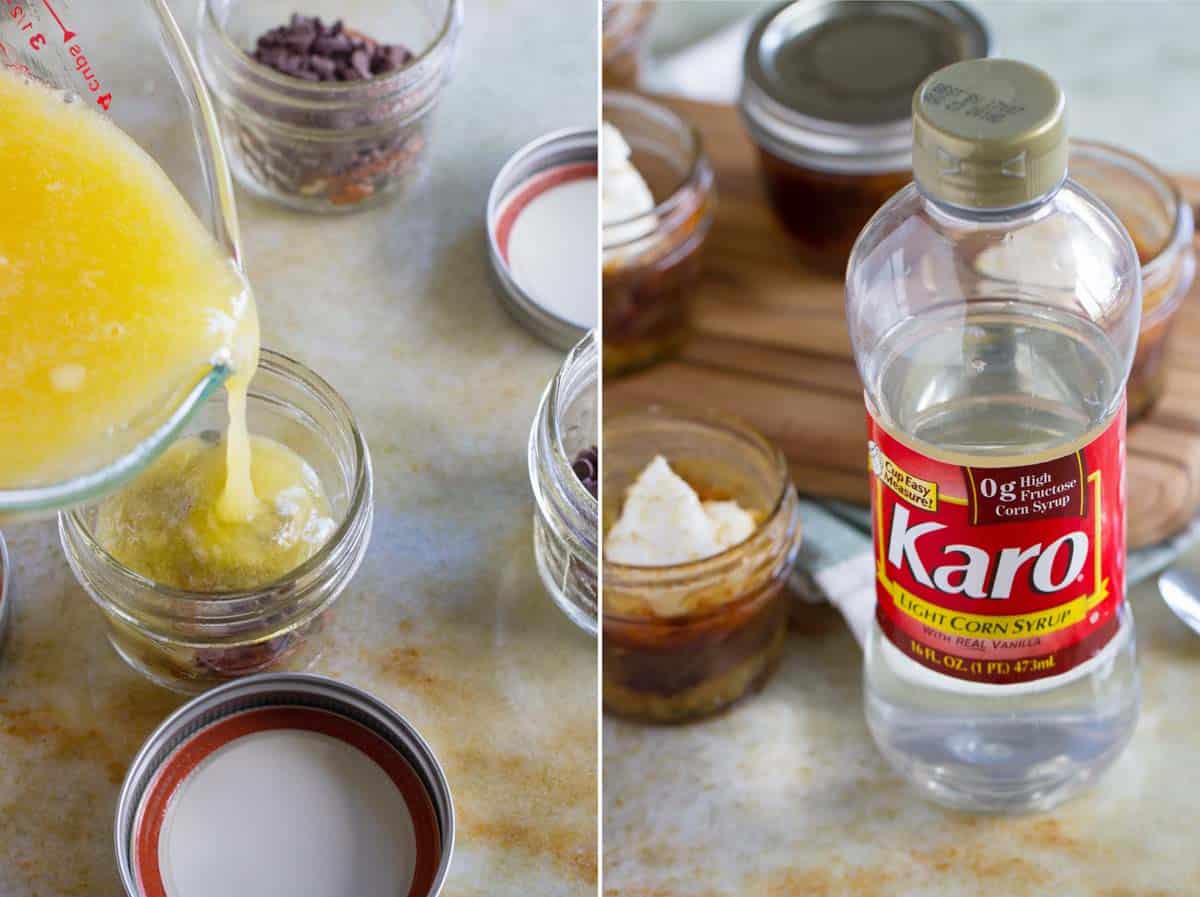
[
  {"x1": 605, "y1": 455, "x2": 757, "y2": 567},
  {"x1": 602, "y1": 121, "x2": 657, "y2": 247}
]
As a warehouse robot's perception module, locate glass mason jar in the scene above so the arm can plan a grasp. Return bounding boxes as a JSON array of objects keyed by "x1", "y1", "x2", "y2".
[
  {"x1": 602, "y1": 407, "x2": 802, "y2": 723},
  {"x1": 198, "y1": 0, "x2": 463, "y2": 213},
  {"x1": 603, "y1": 91, "x2": 715, "y2": 376},
  {"x1": 60, "y1": 350, "x2": 374, "y2": 693},
  {"x1": 739, "y1": 0, "x2": 989, "y2": 274},
  {"x1": 602, "y1": 1, "x2": 656, "y2": 90},
  {"x1": 530, "y1": 331, "x2": 599, "y2": 635},
  {"x1": 0, "y1": 533, "x2": 10, "y2": 657},
  {"x1": 1070, "y1": 141, "x2": 1196, "y2": 421}
]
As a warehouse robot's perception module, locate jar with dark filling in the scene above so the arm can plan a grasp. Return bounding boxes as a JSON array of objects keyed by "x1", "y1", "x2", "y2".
[
  {"x1": 1069, "y1": 141, "x2": 1196, "y2": 421},
  {"x1": 602, "y1": 407, "x2": 802, "y2": 723},
  {"x1": 740, "y1": 0, "x2": 989, "y2": 274},
  {"x1": 198, "y1": 0, "x2": 462, "y2": 213},
  {"x1": 603, "y1": 92, "x2": 715, "y2": 376}
]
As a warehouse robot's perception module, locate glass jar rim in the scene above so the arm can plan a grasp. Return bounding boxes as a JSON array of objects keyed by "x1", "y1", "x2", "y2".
[
  {"x1": 0, "y1": 532, "x2": 10, "y2": 635},
  {"x1": 1070, "y1": 140, "x2": 1195, "y2": 325},
  {"x1": 603, "y1": 489, "x2": 800, "y2": 626},
  {"x1": 602, "y1": 404, "x2": 799, "y2": 622},
  {"x1": 602, "y1": 90, "x2": 711, "y2": 244},
  {"x1": 740, "y1": 84, "x2": 914, "y2": 175},
  {"x1": 738, "y1": 0, "x2": 991, "y2": 175},
  {"x1": 202, "y1": 0, "x2": 462, "y2": 100},
  {"x1": 530, "y1": 330, "x2": 599, "y2": 563},
  {"x1": 548, "y1": 331, "x2": 600, "y2": 512},
  {"x1": 62, "y1": 348, "x2": 372, "y2": 607},
  {"x1": 602, "y1": 1, "x2": 656, "y2": 53}
]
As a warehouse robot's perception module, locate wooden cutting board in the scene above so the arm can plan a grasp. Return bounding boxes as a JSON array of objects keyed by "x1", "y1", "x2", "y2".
[{"x1": 606, "y1": 96, "x2": 1200, "y2": 551}]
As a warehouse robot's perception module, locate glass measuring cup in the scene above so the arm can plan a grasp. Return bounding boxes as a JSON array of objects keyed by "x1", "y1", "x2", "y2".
[{"x1": 0, "y1": 0, "x2": 242, "y2": 515}]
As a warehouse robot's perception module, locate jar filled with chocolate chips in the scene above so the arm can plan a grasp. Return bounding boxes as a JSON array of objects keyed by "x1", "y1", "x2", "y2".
[{"x1": 199, "y1": 1, "x2": 463, "y2": 212}]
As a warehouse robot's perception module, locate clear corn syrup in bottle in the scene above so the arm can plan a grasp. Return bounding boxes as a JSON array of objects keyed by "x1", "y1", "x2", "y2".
[{"x1": 845, "y1": 59, "x2": 1141, "y2": 813}]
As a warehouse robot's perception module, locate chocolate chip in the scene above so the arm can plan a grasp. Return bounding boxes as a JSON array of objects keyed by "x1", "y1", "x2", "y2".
[
  {"x1": 283, "y1": 29, "x2": 315, "y2": 54},
  {"x1": 309, "y1": 55, "x2": 336, "y2": 78},
  {"x1": 249, "y1": 14, "x2": 413, "y2": 83},
  {"x1": 349, "y1": 48, "x2": 371, "y2": 79},
  {"x1": 372, "y1": 44, "x2": 412, "y2": 74},
  {"x1": 312, "y1": 32, "x2": 351, "y2": 56},
  {"x1": 572, "y1": 446, "x2": 598, "y2": 498}
]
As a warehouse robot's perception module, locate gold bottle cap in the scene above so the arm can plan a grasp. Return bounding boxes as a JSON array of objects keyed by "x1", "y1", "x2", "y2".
[{"x1": 913, "y1": 58, "x2": 1066, "y2": 209}]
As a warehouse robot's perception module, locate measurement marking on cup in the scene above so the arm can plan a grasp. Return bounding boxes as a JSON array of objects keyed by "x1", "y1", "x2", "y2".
[
  {"x1": 3, "y1": 0, "x2": 112, "y2": 108},
  {"x1": 40, "y1": 0, "x2": 72, "y2": 41},
  {"x1": 4, "y1": 1, "x2": 47, "y2": 51}
]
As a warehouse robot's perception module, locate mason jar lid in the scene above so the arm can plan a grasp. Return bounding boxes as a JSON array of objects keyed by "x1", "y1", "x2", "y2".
[
  {"x1": 116, "y1": 673, "x2": 453, "y2": 897},
  {"x1": 740, "y1": 0, "x2": 990, "y2": 173},
  {"x1": 487, "y1": 128, "x2": 599, "y2": 351}
]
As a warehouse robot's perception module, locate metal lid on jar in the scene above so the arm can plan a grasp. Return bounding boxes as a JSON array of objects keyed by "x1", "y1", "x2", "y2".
[
  {"x1": 116, "y1": 673, "x2": 453, "y2": 897},
  {"x1": 740, "y1": 0, "x2": 990, "y2": 173},
  {"x1": 487, "y1": 129, "x2": 599, "y2": 351},
  {"x1": 913, "y1": 58, "x2": 1068, "y2": 210}
]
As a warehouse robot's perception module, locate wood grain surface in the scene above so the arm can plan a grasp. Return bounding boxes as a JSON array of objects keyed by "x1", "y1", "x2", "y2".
[{"x1": 605, "y1": 96, "x2": 1200, "y2": 550}]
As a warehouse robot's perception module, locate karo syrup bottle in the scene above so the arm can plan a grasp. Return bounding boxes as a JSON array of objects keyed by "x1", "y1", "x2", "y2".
[{"x1": 845, "y1": 59, "x2": 1141, "y2": 812}]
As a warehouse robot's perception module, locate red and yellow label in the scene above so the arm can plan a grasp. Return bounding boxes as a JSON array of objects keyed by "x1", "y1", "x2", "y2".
[{"x1": 869, "y1": 407, "x2": 1126, "y2": 684}]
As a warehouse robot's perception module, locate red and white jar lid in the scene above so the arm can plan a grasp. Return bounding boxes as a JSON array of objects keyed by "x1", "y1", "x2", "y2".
[{"x1": 117, "y1": 674, "x2": 453, "y2": 897}]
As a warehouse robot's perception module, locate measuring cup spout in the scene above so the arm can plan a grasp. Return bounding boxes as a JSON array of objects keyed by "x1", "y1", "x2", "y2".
[{"x1": 0, "y1": 0, "x2": 248, "y2": 515}]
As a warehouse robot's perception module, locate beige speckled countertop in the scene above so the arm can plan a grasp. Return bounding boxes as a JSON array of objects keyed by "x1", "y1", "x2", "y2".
[
  {"x1": 0, "y1": 1, "x2": 597, "y2": 894},
  {"x1": 604, "y1": 567, "x2": 1200, "y2": 896}
]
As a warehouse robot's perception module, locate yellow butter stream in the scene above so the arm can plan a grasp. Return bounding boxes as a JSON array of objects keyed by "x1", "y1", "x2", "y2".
[
  {"x1": 1, "y1": 69, "x2": 331, "y2": 585},
  {"x1": 94, "y1": 434, "x2": 334, "y2": 592}
]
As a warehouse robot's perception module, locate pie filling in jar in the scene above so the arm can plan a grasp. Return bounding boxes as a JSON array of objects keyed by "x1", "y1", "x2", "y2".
[
  {"x1": 198, "y1": 0, "x2": 463, "y2": 212},
  {"x1": 603, "y1": 92, "x2": 715, "y2": 376},
  {"x1": 739, "y1": 0, "x2": 989, "y2": 273},
  {"x1": 602, "y1": 407, "x2": 802, "y2": 723},
  {"x1": 530, "y1": 331, "x2": 599, "y2": 635},
  {"x1": 1069, "y1": 141, "x2": 1196, "y2": 421},
  {"x1": 61, "y1": 351, "x2": 374, "y2": 694}
]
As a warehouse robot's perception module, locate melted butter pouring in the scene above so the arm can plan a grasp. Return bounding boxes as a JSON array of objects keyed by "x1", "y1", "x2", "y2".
[
  {"x1": 1, "y1": 69, "x2": 333, "y2": 583},
  {"x1": 94, "y1": 434, "x2": 334, "y2": 592},
  {"x1": 216, "y1": 311, "x2": 262, "y2": 523},
  {"x1": 0, "y1": 69, "x2": 253, "y2": 490}
]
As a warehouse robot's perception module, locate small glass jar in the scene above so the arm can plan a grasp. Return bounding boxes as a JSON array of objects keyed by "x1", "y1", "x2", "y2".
[
  {"x1": 1070, "y1": 141, "x2": 1196, "y2": 421},
  {"x1": 530, "y1": 331, "x2": 599, "y2": 635},
  {"x1": 602, "y1": 407, "x2": 802, "y2": 723},
  {"x1": 60, "y1": 350, "x2": 374, "y2": 693},
  {"x1": 602, "y1": 1, "x2": 656, "y2": 90},
  {"x1": 739, "y1": 0, "x2": 989, "y2": 274},
  {"x1": 198, "y1": 0, "x2": 463, "y2": 213},
  {"x1": 0, "y1": 532, "x2": 10, "y2": 657},
  {"x1": 603, "y1": 91, "x2": 715, "y2": 376}
]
